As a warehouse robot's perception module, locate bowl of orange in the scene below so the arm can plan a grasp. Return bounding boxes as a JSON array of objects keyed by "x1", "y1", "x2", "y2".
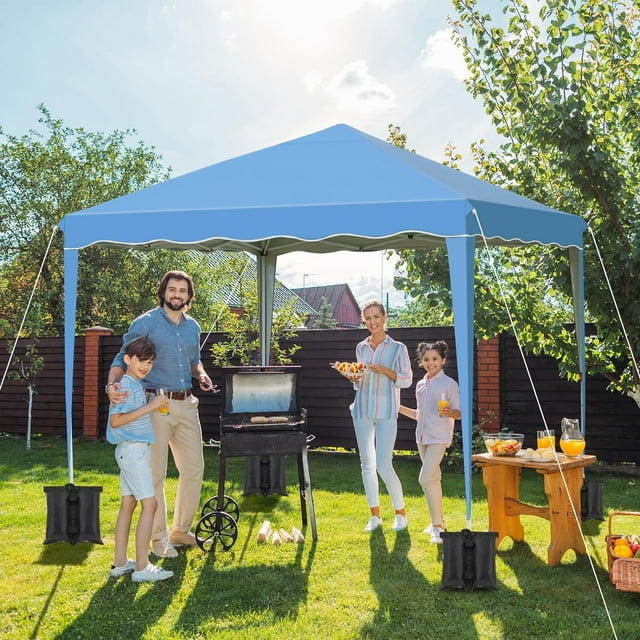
[{"x1": 481, "y1": 432, "x2": 524, "y2": 457}]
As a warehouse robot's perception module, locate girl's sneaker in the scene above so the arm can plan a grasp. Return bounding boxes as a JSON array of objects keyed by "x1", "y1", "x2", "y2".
[
  {"x1": 131, "y1": 563, "x2": 174, "y2": 583},
  {"x1": 430, "y1": 525, "x2": 445, "y2": 544}
]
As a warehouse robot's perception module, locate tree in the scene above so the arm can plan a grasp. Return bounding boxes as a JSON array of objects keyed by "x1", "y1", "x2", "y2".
[
  {"x1": 209, "y1": 254, "x2": 303, "y2": 366},
  {"x1": 394, "y1": 0, "x2": 640, "y2": 404},
  {"x1": 314, "y1": 297, "x2": 337, "y2": 329},
  {"x1": 0, "y1": 104, "x2": 174, "y2": 337}
]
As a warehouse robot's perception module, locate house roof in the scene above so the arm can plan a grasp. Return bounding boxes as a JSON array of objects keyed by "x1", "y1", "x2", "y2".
[{"x1": 291, "y1": 284, "x2": 359, "y2": 316}]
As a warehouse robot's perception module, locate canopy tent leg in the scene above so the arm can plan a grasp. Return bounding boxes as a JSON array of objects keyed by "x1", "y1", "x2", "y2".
[
  {"x1": 63, "y1": 248, "x2": 79, "y2": 484},
  {"x1": 568, "y1": 246, "x2": 586, "y2": 434},
  {"x1": 446, "y1": 236, "x2": 476, "y2": 530},
  {"x1": 257, "y1": 253, "x2": 277, "y2": 366}
]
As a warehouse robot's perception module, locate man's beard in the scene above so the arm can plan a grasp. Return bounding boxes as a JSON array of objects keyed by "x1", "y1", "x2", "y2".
[{"x1": 165, "y1": 299, "x2": 187, "y2": 311}]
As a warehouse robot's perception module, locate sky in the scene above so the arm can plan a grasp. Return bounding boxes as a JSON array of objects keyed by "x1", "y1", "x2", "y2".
[{"x1": 1, "y1": 0, "x2": 502, "y2": 309}]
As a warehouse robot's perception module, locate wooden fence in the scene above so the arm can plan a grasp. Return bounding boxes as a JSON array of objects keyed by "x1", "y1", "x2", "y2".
[{"x1": 1, "y1": 328, "x2": 638, "y2": 464}]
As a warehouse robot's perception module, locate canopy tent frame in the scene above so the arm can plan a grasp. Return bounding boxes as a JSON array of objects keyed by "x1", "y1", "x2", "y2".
[{"x1": 58, "y1": 124, "x2": 587, "y2": 528}]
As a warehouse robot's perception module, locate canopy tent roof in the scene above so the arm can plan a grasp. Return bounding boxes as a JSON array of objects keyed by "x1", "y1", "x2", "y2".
[
  {"x1": 59, "y1": 123, "x2": 584, "y2": 253},
  {"x1": 58, "y1": 123, "x2": 587, "y2": 528}
]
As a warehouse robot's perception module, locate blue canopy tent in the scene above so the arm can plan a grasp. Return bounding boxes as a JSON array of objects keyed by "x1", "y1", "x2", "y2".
[{"x1": 58, "y1": 123, "x2": 587, "y2": 528}]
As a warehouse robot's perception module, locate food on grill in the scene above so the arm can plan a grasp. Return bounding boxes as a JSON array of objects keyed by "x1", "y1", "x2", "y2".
[
  {"x1": 257, "y1": 520, "x2": 272, "y2": 543},
  {"x1": 279, "y1": 528, "x2": 294, "y2": 543},
  {"x1": 250, "y1": 416, "x2": 268, "y2": 424},
  {"x1": 291, "y1": 526, "x2": 305, "y2": 543},
  {"x1": 331, "y1": 361, "x2": 367, "y2": 382},
  {"x1": 267, "y1": 416, "x2": 288, "y2": 424}
]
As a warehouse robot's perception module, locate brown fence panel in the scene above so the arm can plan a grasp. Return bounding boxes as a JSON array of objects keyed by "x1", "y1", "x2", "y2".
[
  {"x1": 3, "y1": 329, "x2": 639, "y2": 464},
  {"x1": 0, "y1": 336, "x2": 84, "y2": 437},
  {"x1": 501, "y1": 334, "x2": 640, "y2": 464}
]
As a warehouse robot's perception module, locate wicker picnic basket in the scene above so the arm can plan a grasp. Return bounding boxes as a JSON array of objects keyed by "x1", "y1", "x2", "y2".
[{"x1": 605, "y1": 510, "x2": 640, "y2": 593}]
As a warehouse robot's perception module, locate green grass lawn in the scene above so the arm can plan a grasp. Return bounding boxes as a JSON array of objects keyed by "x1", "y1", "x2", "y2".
[{"x1": 1, "y1": 433, "x2": 639, "y2": 640}]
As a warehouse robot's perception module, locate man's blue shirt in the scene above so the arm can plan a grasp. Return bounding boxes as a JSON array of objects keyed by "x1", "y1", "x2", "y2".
[{"x1": 112, "y1": 306, "x2": 202, "y2": 391}]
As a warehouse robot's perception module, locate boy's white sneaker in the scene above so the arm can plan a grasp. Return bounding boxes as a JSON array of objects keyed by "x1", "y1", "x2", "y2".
[{"x1": 131, "y1": 563, "x2": 174, "y2": 583}]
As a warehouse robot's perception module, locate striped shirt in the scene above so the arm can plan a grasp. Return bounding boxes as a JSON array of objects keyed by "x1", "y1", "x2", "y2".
[
  {"x1": 350, "y1": 334, "x2": 412, "y2": 420},
  {"x1": 107, "y1": 375, "x2": 155, "y2": 444}
]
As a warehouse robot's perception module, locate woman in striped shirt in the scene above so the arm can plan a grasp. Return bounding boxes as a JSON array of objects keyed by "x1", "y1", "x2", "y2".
[{"x1": 350, "y1": 300, "x2": 413, "y2": 533}]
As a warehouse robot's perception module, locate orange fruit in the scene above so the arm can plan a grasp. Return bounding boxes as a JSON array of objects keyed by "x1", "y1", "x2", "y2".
[
  {"x1": 613, "y1": 545, "x2": 634, "y2": 558},
  {"x1": 614, "y1": 538, "x2": 631, "y2": 547}
]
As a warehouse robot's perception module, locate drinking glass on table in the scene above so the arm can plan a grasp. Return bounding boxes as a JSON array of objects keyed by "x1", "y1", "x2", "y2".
[{"x1": 536, "y1": 429, "x2": 555, "y2": 449}]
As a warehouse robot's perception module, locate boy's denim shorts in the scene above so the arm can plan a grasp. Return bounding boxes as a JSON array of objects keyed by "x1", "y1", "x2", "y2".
[{"x1": 115, "y1": 442, "x2": 155, "y2": 500}]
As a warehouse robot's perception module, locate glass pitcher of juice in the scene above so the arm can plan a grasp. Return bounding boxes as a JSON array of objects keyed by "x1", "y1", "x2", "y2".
[{"x1": 559, "y1": 418, "x2": 585, "y2": 456}]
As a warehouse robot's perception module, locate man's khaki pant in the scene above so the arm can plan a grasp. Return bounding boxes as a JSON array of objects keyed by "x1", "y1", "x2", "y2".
[{"x1": 149, "y1": 394, "x2": 204, "y2": 540}]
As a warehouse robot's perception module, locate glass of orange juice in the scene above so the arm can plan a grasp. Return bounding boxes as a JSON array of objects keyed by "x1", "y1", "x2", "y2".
[
  {"x1": 536, "y1": 429, "x2": 555, "y2": 449},
  {"x1": 438, "y1": 393, "x2": 449, "y2": 417},
  {"x1": 157, "y1": 389, "x2": 171, "y2": 416}
]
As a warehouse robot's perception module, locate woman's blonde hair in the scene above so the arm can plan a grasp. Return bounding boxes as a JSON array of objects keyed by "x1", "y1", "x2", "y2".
[{"x1": 360, "y1": 300, "x2": 386, "y2": 320}]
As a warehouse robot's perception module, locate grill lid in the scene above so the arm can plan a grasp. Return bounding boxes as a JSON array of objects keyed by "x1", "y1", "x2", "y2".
[{"x1": 221, "y1": 366, "x2": 302, "y2": 417}]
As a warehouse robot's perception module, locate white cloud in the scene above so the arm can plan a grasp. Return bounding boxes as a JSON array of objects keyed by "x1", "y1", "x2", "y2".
[
  {"x1": 306, "y1": 60, "x2": 396, "y2": 113},
  {"x1": 419, "y1": 28, "x2": 469, "y2": 82}
]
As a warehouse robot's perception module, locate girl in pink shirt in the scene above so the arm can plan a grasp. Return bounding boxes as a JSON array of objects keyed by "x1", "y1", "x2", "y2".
[{"x1": 399, "y1": 340, "x2": 460, "y2": 544}]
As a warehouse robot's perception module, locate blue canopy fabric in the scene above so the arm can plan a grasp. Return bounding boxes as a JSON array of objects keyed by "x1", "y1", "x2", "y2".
[{"x1": 58, "y1": 123, "x2": 587, "y2": 526}]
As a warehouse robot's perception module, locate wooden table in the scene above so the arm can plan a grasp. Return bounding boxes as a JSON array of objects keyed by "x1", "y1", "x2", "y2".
[{"x1": 472, "y1": 452, "x2": 597, "y2": 566}]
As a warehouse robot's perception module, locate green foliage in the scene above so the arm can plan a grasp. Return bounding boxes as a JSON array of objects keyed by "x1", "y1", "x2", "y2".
[
  {"x1": 0, "y1": 109, "x2": 306, "y2": 341},
  {"x1": 387, "y1": 296, "x2": 453, "y2": 328},
  {"x1": 450, "y1": 0, "x2": 640, "y2": 399},
  {"x1": 0, "y1": 105, "x2": 173, "y2": 337},
  {"x1": 209, "y1": 258, "x2": 303, "y2": 365},
  {"x1": 6, "y1": 339, "x2": 44, "y2": 390},
  {"x1": 444, "y1": 422, "x2": 490, "y2": 469},
  {"x1": 393, "y1": 0, "x2": 640, "y2": 403},
  {"x1": 314, "y1": 296, "x2": 337, "y2": 329}
]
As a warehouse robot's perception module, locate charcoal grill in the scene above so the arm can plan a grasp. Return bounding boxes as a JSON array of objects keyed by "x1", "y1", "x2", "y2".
[{"x1": 195, "y1": 365, "x2": 317, "y2": 552}]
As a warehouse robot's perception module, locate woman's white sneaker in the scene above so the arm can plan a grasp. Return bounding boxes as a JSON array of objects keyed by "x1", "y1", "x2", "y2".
[
  {"x1": 391, "y1": 514, "x2": 408, "y2": 531},
  {"x1": 364, "y1": 516, "x2": 383, "y2": 532}
]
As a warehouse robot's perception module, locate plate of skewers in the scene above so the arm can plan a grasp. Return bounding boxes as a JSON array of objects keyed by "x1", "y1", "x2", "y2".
[{"x1": 330, "y1": 361, "x2": 368, "y2": 383}]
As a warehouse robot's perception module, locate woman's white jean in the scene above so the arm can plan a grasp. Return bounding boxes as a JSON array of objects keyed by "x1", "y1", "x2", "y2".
[
  {"x1": 352, "y1": 417, "x2": 404, "y2": 510},
  {"x1": 417, "y1": 442, "x2": 448, "y2": 526}
]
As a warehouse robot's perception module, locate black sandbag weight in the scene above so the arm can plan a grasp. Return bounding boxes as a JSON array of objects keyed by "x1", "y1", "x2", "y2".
[
  {"x1": 440, "y1": 529, "x2": 499, "y2": 591},
  {"x1": 43, "y1": 484, "x2": 103, "y2": 545}
]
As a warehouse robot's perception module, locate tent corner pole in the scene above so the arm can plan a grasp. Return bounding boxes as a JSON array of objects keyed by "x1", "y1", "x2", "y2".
[
  {"x1": 257, "y1": 254, "x2": 277, "y2": 366},
  {"x1": 63, "y1": 248, "x2": 79, "y2": 484},
  {"x1": 446, "y1": 236, "x2": 476, "y2": 529},
  {"x1": 568, "y1": 246, "x2": 586, "y2": 434}
]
